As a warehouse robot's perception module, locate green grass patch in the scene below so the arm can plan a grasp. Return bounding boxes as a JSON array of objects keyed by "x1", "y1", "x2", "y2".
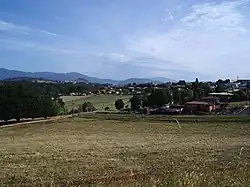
[
  {"x1": 229, "y1": 101, "x2": 249, "y2": 108},
  {"x1": 65, "y1": 94, "x2": 132, "y2": 112}
]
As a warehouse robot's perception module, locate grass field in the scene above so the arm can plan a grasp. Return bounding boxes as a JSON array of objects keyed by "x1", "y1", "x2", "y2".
[
  {"x1": 229, "y1": 101, "x2": 249, "y2": 108},
  {"x1": 0, "y1": 116, "x2": 249, "y2": 186},
  {"x1": 64, "y1": 94, "x2": 132, "y2": 111},
  {"x1": 61, "y1": 95, "x2": 91, "y2": 103}
]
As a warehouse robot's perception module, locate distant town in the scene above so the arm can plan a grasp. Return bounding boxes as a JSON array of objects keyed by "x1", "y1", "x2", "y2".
[{"x1": 1, "y1": 73, "x2": 250, "y2": 123}]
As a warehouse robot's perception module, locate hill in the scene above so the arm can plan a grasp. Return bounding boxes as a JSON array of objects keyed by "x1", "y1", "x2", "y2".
[{"x1": 0, "y1": 68, "x2": 174, "y2": 84}]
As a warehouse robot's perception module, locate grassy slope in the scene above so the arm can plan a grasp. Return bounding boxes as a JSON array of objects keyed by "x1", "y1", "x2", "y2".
[
  {"x1": 64, "y1": 94, "x2": 132, "y2": 111},
  {"x1": 0, "y1": 117, "x2": 249, "y2": 186}
]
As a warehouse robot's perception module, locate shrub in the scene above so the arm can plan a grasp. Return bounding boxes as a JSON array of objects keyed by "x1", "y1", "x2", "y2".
[
  {"x1": 115, "y1": 99, "x2": 124, "y2": 110},
  {"x1": 69, "y1": 109, "x2": 79, "y2": 114},
  {"x1": 82, "y1": 102, "x2": 96, "y2": 112}
]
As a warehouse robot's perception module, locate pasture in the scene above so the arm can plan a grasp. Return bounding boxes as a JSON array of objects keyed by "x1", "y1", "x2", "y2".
[
  {"x1": 63, "y1": 94, "x2": 132, "y2": 111},
  {"x1": 61, "y1": 95, "x2": 91, "y2": 103},
  {"x1": 229, "y1": 101, "x2": 249, "y2": 108},
  {"x1": 0, "y1": 116, "x2": 249, "y2": 186}
]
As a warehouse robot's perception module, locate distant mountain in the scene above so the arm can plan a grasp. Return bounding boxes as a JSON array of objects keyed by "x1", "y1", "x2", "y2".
[
  {"x1": 0, "y1": 68, "x2": 174, "y2": 85},
  {"x1": 119, "y1": 78, "x2": 163, "y2": 85},
  {"x1": 0, "y1": 68, "x2": 89, "y2": 82},
  {"x1": 149, "y1": 77, "x2": 175, "y2": 83}
]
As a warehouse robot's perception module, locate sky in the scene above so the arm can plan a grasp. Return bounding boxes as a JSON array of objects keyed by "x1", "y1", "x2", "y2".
[{"x1": 0, "y1": 0, "x2": 250, "y2": 81}]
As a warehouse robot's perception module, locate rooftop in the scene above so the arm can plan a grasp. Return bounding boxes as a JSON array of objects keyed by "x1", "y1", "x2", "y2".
[
  {"x1": 185, "y1": 101, "x2": 214, "y2": 106},
  {"x1": 209, "y1": 92, "x2": 234, "y2": 96},
  {"x1": 199, "y1": 96, "x2": 220, "y2": 100}
]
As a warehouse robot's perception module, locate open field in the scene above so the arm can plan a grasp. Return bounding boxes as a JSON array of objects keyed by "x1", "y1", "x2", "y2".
[
  {"x1": 0, "y1": 117, "x2": 249, "y2": 186},
  {"x1": 61, "y1": 95, "x2": 91, "y2": 102},
  {"x1": 65, "y1": 94, "x2": 132, "y2": 111},
  {"x1": 229, "y1": 101, "x2": 249, "y2": 108},
  {"x1": 80, "y1": 113, "x2": 250, "y2": 123}
]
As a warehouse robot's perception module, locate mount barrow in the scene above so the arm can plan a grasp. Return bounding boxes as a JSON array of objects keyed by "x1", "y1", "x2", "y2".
[{"x1": 0, "y1": 68, "x2": 174, "y2": 84}]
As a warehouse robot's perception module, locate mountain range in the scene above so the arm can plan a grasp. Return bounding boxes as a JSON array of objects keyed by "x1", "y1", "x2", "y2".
[{"x1": 0, "y1": 68, "x2": 174, "y2": 85}]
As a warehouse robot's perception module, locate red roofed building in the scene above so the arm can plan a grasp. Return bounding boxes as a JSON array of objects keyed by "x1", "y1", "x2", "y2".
[
  {"x1": 198, "y1": 96, "x2": 220, "y2": 105},
  {"x1": 184, "y1": 101, "x2": 216, "y2": 114}
]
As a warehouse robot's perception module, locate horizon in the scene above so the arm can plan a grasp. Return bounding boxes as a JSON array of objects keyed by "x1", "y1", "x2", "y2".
[
  {"x1": 1, "y1": 0, "x2": 250, "y2": 81},
  {"x1": 2, "y1": 67, "x2": 245, "y2": 82},
  {"x1": 1, "y1": 67, "x2": 176, "y2": 81}
]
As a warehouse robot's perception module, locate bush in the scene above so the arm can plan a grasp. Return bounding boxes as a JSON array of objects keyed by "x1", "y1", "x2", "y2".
[
  {"x1": 69, "y1": 109, "x2": 79, "y2": 114},
  {"x1": 104, "y1": 106, "x2": 110, "y2": 111},
  {"x1": 82, "y1": 102, "x2": 96, "y2": 112},
  {"x1": 115, "y1": 99, "x2": 124, "y2": 110}
]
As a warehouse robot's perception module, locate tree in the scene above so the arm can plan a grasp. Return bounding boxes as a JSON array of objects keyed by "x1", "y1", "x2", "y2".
[
  {"x1": 195, "y1": 78, "x2": 199, "y2": 84},
  {"x1": 172, "y1": 88, "x2": 182, "y2": 103},
  {"x1": 0, "y1": 82, "x2": 62, "y2": 121},
  {"x1": 224, "y1": 79, "x2": 230, "y2": 85},
  {"x1": 177, "y1": 80, "x2": 186, "y2": 85},
  {"x1": 57, "y1": 98, "x2": 65, "y2": 108},
  {"x1": 199, "y1": 82, "x2": 212, "y2": 96},
  {"x1": 115, "y1": 99, "x2": 124, "y2": 110},
  {"x1": 147, "y1": 89, "x2": 172, "y2": 107},
  {"x1": 130, "y1": 94, "x2": 141, "y2": 112},
  {"x1": 82, "y1": 102, "x2": 95, "y2": 112},
  {"x1": 231, "y1": 89, "x2": 247, "y2": 102},
  {"x1": 39, "y1": 97, "x2": 59, "y2": 119}
]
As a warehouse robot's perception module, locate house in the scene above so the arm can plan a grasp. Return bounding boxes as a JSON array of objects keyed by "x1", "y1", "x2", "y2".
[
  {"x1": 198, "y1": 96, "x2": 220, "y2": 105},
  {"x1": 148, "y1": 104, "x2": 183, "y2": 115},
  {"x1": 184, "y1": 101, "x2": 216, "y2": 113},
  {"x1": 208, "y1": 92, "x2": 233, "y2": 102}
]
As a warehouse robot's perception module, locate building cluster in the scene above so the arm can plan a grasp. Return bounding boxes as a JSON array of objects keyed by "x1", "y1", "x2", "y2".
[{"x1": 67, "y1": 78, "x2": 250, "y2": 115}]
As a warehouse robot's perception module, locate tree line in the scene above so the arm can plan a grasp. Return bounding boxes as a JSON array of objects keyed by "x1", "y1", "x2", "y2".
[
  {"x1": 0, "y1": 82, "x2": 65, "y2": 121},
  {"x1": 0, "y1": 78, "x2": 249, "y2": 120}
]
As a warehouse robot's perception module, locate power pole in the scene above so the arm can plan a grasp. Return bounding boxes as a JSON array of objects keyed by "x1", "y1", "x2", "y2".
[
  {"x1": 72, "y1": 102, "x2": 75, "y2": 117},
  {"x1": 140, "y1": 100, "x2": 144, "y2": 119}
]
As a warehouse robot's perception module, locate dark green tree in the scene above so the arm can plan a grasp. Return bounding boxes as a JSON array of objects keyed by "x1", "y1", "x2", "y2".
[
  {"x1": 147, "y1": 89, "x2": 172, "y2": 107},
  {"x1": 115, "y1": 99, "x2": 125, "y2": 110},
  {"x1": 130, "y1": 94, "x2": 141, "y2": 112},
  {"x1": 82, "y1": 102, "x2": 95, "y2": 112}
]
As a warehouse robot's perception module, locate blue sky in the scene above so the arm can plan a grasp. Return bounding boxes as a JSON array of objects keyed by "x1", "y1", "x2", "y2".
[{"x1": 0, "y1": 0, "x2": 250, "y2": 80}]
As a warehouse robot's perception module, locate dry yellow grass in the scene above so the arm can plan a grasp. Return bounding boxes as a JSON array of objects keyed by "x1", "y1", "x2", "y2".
[{"x1": 0, "y1": 117, "x2": 249, "y2": 186}]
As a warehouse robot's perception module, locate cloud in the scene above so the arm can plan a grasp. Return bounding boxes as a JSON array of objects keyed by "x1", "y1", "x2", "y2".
[
  {"x1": 180, "y1": 0, "x2": 248, "y2": 29},
  {"x1": 124, "y1": 0, "x2": 250, "y2": 80},
  {"x1": 0, "y1": 20, "x2": 59, "y2": 37},
  {"x1": 1, "y1": 0, "x2": 250, "y2": 80},
  {"x1": 0, "y1": 37, "x2": 85, "y2": 57},
  {"x1": 37, "y1": 29, "x2": 59, "y2": 37},
  {"x1": 163, "y1": 11, "x2": 174, "y2": 22},
  {"x1": 0, "y1": 20, "x2": 29, "y2": 34}
]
